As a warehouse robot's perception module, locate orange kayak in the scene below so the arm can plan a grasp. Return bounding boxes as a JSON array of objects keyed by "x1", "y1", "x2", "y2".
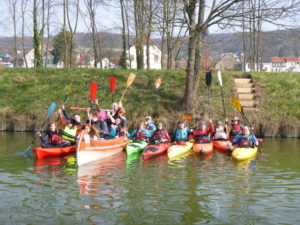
[
  {"x1": 77, "y1": 132, "x2": 128, "y2": 166},
  {"x1": 212, "y1": 140, "x2": 233, "y2": 153},
  {"x1": 193, "y1": 142, "x2": 213, "y2": 154},
  {"x1": 33, "y1": 145, "x2": 76, "y2": 159}
]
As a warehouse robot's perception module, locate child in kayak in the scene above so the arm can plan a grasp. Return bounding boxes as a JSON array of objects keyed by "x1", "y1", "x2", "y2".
[
  {"x1": 232, "y1": 126, "x2": 259, "y2": 147},
  {"x1": 213, "y1": 120, "x2": 230, "y2": 140},
  {"x1": 172, "y1": 120, "x2": 193, "y2": 143},
  {"x1": 229, "y1": 117, "x2": 243, "y2": 140},
  {"x1": 145, "y1": 116, "x2": 156, "y2": 135},
  {"x1": 150, "y1": 122, "x2": 171, "y2": 143},
  {"x1": 126, "y1": 122, "x2": 151, "y2": 141},
  {"x1": 108, "y1": 117, "x2": 125, "y2": 138},
  {"x1": 61, "y1": 105, "x2": 83, "y2": 133},
  {"x1": 193, "y1": 120, "x2": 214, "y2": 143},
  {"x1": 81, "y1": 124, "x2": 100, "y2": 140},
  {"x1": 36, "y1": 122, "x2": 72, "y2": 148}
]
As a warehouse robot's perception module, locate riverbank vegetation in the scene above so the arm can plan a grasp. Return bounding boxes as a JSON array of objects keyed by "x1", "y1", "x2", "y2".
[{"x1": 0, "y1": 68, "x2": 299, "y2": 137}]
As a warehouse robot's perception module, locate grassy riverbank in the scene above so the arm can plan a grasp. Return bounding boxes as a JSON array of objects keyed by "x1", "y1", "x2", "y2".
[{"x1": 0, "y1": 68, "x2": 299, "y2": 136}]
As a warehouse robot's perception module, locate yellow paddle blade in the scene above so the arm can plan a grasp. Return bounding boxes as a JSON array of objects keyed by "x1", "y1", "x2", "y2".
[
  {"x1": 67, "y1": 80, "x2": 73, "y2": 94},
  {"x1": 126, "y1": 73, "x2": 136, "y2": 88},
  {"x1": 232, "y1": 97, "x2": 242, "y2": 112},
  {"x1": 183, "y1": 114, "x2": 192, "y2": 121},
  {"x1": 155, "y1": 77, "x2": 163, "y2": 89}
]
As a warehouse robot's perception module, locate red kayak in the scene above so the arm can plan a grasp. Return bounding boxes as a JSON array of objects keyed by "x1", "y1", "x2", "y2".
[
  {"x1": 193, "y1": 142, "x2": 213, "y2": 155},
  {"x1": 229, "y1": 137, "x2": 263, "y2": 143},
  {"x1": 212, "y1": 140, "x2": 233, "y2": 153},
  {"x1": 142, "y1": 142, "x2": 171, "y2": 160},
  {"x1": 33, "y1": 145, "x2": 76, "y2": 159}
]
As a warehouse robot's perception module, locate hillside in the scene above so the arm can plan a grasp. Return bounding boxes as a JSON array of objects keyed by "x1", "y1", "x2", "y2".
[{"x1": 0, "y1": 68, "x2": 299, "y2": 137}]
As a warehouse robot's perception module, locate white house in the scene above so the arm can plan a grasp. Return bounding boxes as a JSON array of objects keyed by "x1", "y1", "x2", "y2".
[
  {"x1": 100, "y1": 57, "x2": 121, "y2": 69},
  {"x1": 23, "y1": 47, "x2": 56, "y2": 68},
  {"x1": 271, "y1": 57, "x2": 300, "y2": 72},
  {"x1": 127, "y1": 39, "x2": 162, "y2": 69},
  {"x1": 245, "y1": 63, "x2": 272, "y2": 72}
]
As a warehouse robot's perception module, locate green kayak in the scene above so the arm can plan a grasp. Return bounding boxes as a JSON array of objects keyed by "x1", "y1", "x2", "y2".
[{"x1": 126, "y1": 140, "x2": 148, "y2": 156}]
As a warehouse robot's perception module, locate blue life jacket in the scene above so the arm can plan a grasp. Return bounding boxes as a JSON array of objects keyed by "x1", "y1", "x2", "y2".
[{"x1": 174, "y1": 127, "x2": 188, "y2": 142}]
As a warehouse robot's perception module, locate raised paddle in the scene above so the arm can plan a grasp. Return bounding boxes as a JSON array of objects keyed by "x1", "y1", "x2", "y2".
[
  {"x1": 110, "y1": 76, "x2": 116, "y2": 103},
  {"x1": 120, "y1": 73, "x2": 136, "y2": 103},
  {"x1": 23, "y1": 102, "x2": 57, "y2": 155},
  {"x1": 90, "y1": 82, "x2": 98, "y2": 104},
  {"x1": 155, "y1": 77, "x2": 163, "y2": 89},
  {"x1": 205, "y1": 71, "x2": 212, "y2": 118},
  {"x1": 217, "y1": 70, "x2": 227, "y2": 119}
]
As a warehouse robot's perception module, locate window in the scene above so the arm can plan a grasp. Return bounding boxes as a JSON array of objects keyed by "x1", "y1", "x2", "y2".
[
  {"x1": 130, "y1": 55, "x2": 134, "y2": 61},
  {"x1": 154, "y1": 55, "x2": 159, "y2": 63}
]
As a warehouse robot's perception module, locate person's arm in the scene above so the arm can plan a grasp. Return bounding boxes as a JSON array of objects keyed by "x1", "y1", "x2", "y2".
[
  {"x1": 144, "y1": 129, "x2": 151, "y2": 138},
  {"x1": 58, "y1": 109, "x2": 66, "y2": 129},
  {"x1": 232, "y1": 134, "x2": 241, "y2": 145},
  {"x1": 209, "y1": 120, "x2": 214, "y2": 134},
  {"x1": 36, "y1": 132, "x2": 48, "y2": 143},
  {"x1": 251, "y1": 135, "x2": 259, "y2": 146},
  {"x1": 127, "y1": 130, "x2": 137, "y2": 138},
  {"x1": 95, "y1": 99, "x2": 101, "y2": 112},
  {"x1": 62, "y1": 105, "x2": 71, "y2": 120},
  {"x1": 165, "y1": 131, "x2": 171, "y2": 142}
]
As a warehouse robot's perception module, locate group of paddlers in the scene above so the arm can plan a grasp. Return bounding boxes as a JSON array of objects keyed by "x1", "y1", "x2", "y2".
[{"x1": 37, "y1": 99, "x2": 258, "y2": 149}]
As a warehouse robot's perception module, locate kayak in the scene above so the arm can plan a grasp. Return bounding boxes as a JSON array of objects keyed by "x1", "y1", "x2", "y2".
[
  {"x1": 126, "y1": 140, "x2": 148, "y2": 156},
  {"x1": 231, "y1": 147, "x2": 258, "y2": 161},
  {"x1": 76, "y1": 132, "x2": 128, "y2": 166},
  {"x1": 142, "y1": 142, "x2": 171, "y2": 160},
  {"x1": 33, "y1": 145, "x2": 76, "y2": 159},
  {"x1": 212, "y1": 140, "x2": 233, "y2": 153},
  {"x1": 193, "y1": 142, "x2": 213, "y2": 154},
  {"x1": 167, "y1": 142, "x2": 193, "y2": 159}
]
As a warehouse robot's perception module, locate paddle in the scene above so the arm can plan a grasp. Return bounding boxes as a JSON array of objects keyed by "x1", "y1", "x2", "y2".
[
  {"x1": 110, "y1": 76, "x2": 116, "y2": 103},
  {"x1": 231, "y1": 97, "x2": 262, "y2": 152},
  {"x1": 119, "y1": 73, "x2": 136, "y2": 103},
  {"x1": 63, "y1": 79, "x2": 73, "y2": 104},
  {"x1": 205, "y1": 71, "x2": 212, "y2": 118},
  {"x1": 155, "y1": 77, "x2": 163, "y2": 89},
  {"x1": 23, "y1": 102, "x2": 57, "y2": 155},
  {"x1": 217, "y1": 70, "x2": 227, "y2": 119}
]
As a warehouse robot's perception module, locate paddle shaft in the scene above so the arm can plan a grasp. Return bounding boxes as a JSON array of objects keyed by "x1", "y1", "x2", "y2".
[
  {"x1": 220, "y1": 86, "x2": 227, "y2": 119},
  {"x1": 207, "y1": 87, "x2": 211, "y2": 119},
  {"x1": 120, "y1": 86, "x2": 129, "y2": 103}
]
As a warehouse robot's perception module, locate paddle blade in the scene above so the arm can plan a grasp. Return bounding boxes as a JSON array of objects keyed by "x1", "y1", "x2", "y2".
[
  {"x1": 47, "y1": 102, "x2": 57, "y2": 118},
  {"x1": 183, "y1": 114, "x2": 192, "y2": 121},
  {"x1": 217, "y1": 70, "x2": 223, "y2": 87},
  {"x1": 23, "y1": 145, "x2": 32, "y2": 156},
  {"x1": 90, "y1": 83, "x2": 98, "y2": 101},
  {"x1": 205, "y1": 72, "x2": 212, "y2": 87},
  {"x1": 126, "y1": 73, "x2": 136, "y2": 88},
  {"x1": 67, "y1": 80, "x2": 73, "y2": 94},
  {"x1": 155, "y1": 77, "x2": 163, "y2": 89},
  {"x1": 110, "y1": 76, "x2": 116, "y2": 93},
  {"x1": 232, "y1": 97, "x2": 242, "y2": 112}
]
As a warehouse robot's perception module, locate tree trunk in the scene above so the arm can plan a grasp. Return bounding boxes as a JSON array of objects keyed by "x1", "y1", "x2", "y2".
[
  {"x1": 33, "y1": 0, "x2": 42, "y2": 67},
  {"x1": 21, "y1": 0, "x2": 28, "y2": 68}
]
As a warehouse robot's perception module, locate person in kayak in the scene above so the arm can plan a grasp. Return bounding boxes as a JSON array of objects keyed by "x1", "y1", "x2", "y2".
[
  {"x1": 108, "y1": 117, "x2": 125, "y2": 138},
  {"x1": 36, "y1": 122, "x2": 72, "y2": 148},
  {"x1": 213, "y1": 120, "x2": 230, "y2": 141},
  {"x1": 81, "y1": 124, "x2": 100, "y2": 140},
  {"x1": 126, "y1": 122, "x2": 151, "y2": 141},
  {"x1": 109, "y1": 102, "x2": 126, "y2": 128},
  {"x1": 145, "y1": 116, "x2": 156, "y2": 135},
  {"x1": 61, "y1": 105, "x2": 83, "y2": 133},
  {"x1": 172, "y1": 120, "x2": 193, "y2": 143},
  {"x1": 149, "y1": 122, "x2": 171, "y2": 143},
  {"x1": 193, "y1": 120, "x2": 214, "y2": 143},
  {"x1": 229, "y1": 117, "x2": 243, "y2": 140},
  {"x1": 232, "y1": 126, "x2": 259, "y2": 147},
  {"x1": 60, "y1": 119, "x2": 78, "y2": 144},
  {"x1": 94, "y1": 99, "x2": 109, "y2": 135}
]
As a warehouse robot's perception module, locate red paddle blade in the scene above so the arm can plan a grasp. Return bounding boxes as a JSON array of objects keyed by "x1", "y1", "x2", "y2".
[
  {"x1": 110, "y1": 76, "x2": 116, "y2": 93},
  {"x1": 90, "y1": 83, "x2": 98, "y2": 101}
]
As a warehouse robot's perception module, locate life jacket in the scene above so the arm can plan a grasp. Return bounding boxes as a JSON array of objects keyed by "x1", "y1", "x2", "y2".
[
  {"x1": 61, "y1": 126, "x2": 77, "y2": 142},
  {"x1": 175, "y1": 127, "x2": 188, "y2": 142},
  {"x1": 214, "y1": 127, "x2": 228, "y2": 140},
  {"x1": 230, "y1": 124, "x2": 242, "y2": 137},
  {"x1": 152, "y1": 129, "x2": 167, "y2": 140},
  {"x1": 135, "y1": 130, "x2": 148, "y2": 141},
  {"x1": 194, "y1": 129, "x2": 210, "y2": 142},
  {"x1": 47, "y1": 130, "x2": 63, "y2": 145},
  {"x1": 238, "y1": 135, "x2": 253, "y2": 147}
]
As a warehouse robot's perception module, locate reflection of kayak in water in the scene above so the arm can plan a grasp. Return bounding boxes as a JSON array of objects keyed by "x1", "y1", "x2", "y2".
[
  {"x1": 234, "y1": 158, "x2": 256, "y2": 171},
  {"x1": 232, "y1": 147, "x2": 258, "y2": 161},
  {"x1": 76, "y1": 132, "x2": 128, "y2": 166},
  {"x1": 126, "y1": 152, "x2": 141, "y2": 164},
  {"x1": 33, "y1": 145, "x2": 76, "y2": 159}
]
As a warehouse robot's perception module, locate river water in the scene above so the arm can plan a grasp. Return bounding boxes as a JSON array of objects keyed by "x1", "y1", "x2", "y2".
[{"x1": 0, "y1": 132, "x2": 300, "y2": 225}]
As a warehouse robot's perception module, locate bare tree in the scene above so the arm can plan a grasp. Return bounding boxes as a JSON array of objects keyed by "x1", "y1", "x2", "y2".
[
  {"x1": 33, "y1": 0, "x2": 42, "y2": 67},
  {"x1": 21, "y1": 0, "x2": 28, "y2": 68}
]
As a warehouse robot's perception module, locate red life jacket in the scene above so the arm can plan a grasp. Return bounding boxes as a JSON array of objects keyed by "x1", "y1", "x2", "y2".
[
  {"x1": 230, "y1": 124, "x2": 242, "y2": 137},
  {"x1": 48, "y1": 130, "x2": 63, "y2": 145},
  {"x1": 194, "y1": 129, "x2": 210, "y2": 142},
  {"x1": 135, "y1": 130, "x2": 147, "y2": 141},
  {"x1": 152, "y1": 130, "x2": 167, "y2": 140},
  {"x1": 238, "y1": 135, "x2": 252, "y2": 147}
]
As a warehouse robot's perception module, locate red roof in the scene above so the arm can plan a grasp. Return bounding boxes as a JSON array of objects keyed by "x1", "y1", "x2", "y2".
[{"x1": 272, "y1": 57, "x2": 300, "y2": 63}]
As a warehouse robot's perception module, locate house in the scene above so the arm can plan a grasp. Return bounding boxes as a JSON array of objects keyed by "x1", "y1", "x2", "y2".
[
  {"x1": 0, "y1": 55, "x2": 14, "y2": 68},
  {"x1": 127, "y1": 38, "x2": 162, "y2": 69},
  {"x1": 24, "y1": 47, "x2": 56, "y2": 68},
  {"x1": 101, "y1": 57, "x2": 121, "y2": 69},
  {"x1": 245, "y1": 63, "x2": 272, "y2": 72},
  {"x1": 214, "y1": 53, "x2": 242, "y2": 71},
  {"x1": 271, "y1": 57, "x2": 300, "y2": 72}
]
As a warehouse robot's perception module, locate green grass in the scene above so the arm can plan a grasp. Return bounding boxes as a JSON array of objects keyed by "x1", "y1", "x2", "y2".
[{"x1": 0, "y1": 68, "x2": 299, "y2": 131}]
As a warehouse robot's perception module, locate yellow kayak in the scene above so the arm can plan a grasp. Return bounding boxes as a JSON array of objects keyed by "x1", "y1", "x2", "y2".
[
  {"x1": 232, "y1": 147, "x2": 258, "y2": 161},
  {"x1": 167, "y1": 142, "x2": 193, "y2": 160}
]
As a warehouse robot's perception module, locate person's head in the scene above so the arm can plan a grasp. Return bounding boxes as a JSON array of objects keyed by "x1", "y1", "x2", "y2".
[
  {"x1": 92, "y1": 112, "x2": 98, "y2": 121},
  {"x1": 199, "y1": 121, "x2": 206, "y2": 130},
  {"x1": 74, "y1": 114, "x2": 81, "y2": 123},
  {"x1": 112, "y1": 102, "x2": 118, "y2": 110},
  {"x1": 138, "y1": 122, "x2": 145, "y2": 129},
  {"x1": 82, "y1": 124, "x2": 91, "y2": 133},
  {"x1": 242, "y1": 126, "x2": 250, "y2": 135},
  {"x1": 217, "y1": 120, "x2": 223, "y2": 128},
  {"x1": 115, "y1": 117, "x2": 121, "y2": 125},
  {"x1": 177, "y1": 120, "x2": 185, "y2": 129},
  {"x1": 48, "y1": 122, "x2": 57, "y2": 132},
  {"x1": 232, "y1": 117, "x2": 239, "y2": 125},
  {"x1": 157, "y1": 122, "x2": 163, "y2": 130},
  {"x1": 145, "y1": 116, "x2": 151, "y2": 122},
  {"x1": 66, "y1": 120, "x2": 73, "y2": 128}
]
